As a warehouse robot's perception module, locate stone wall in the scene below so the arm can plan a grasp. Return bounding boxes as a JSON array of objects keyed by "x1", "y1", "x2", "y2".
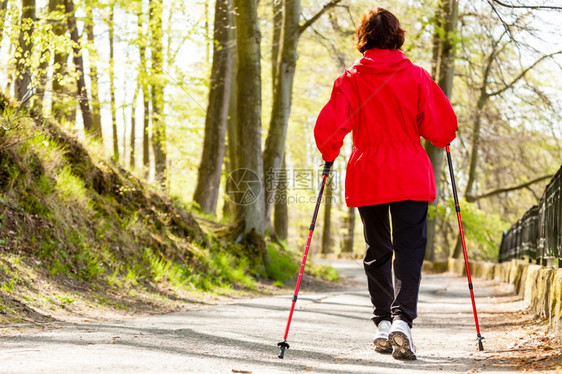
[{"x1": 423, "y1": 259, "x2": 562, "y2": 340}]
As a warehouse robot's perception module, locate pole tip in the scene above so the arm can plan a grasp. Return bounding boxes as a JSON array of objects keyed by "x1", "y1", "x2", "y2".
[
  {"x1": 277, "y1": 340, "x2": 290, "y2": 359},
  {"x1": 477, "y1": 335, "x2": 484, "y2": 351}
]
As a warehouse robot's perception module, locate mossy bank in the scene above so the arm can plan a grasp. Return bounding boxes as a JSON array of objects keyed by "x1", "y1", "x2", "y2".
[{"x1": 0, "y1": 94, "x2": 337, "y2": 325}]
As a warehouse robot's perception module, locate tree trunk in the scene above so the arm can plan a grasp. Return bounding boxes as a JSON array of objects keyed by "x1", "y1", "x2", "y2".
[
  {"x1": 233, "y1": 0, "x2": 264, "y2": 236},
  {"x1": 0, "y1": 1, "x2": 8, "y2": 45},
  {"x1": 263, "y1": 0, "x2": 301, "y2": 232},
  {"x1": 36, "y1": 7, "x2": 52, "y2": 115},
  {"x1": 84, "y1": 4, "x2": 102, "y2": 139},
  {"x1": 222, "y1": 150, "x2": 233, "y2": 218},
  {"x1": 64, "y1": 0, "x2": 93, "y2": 133},
  {"x1": 142, "y1": 89, "x2": 150, "y2": 178},
  {"x1": 49, "y1": 0, "x2": 72, "y2": 123},
  {"x1": 342, "y1": 206, "x2": 355, "y2": 253},
  {"x1": 14, "y1": 0, "x2": 36, "y2": 103},
  {"x1": 450, "y1": 95, "x2": 486, "y2": 259},
  {"x1": 0, "y1": 0, "x2": 7, "y2": 94},
  {"x1": 108, "y1": 1, "x2": 118, "y2": 161},
  {"x1": 150, "y1": 0, "x2": 166, "y2": 187},
  {"x1": 136, "y1": 0, "x2": 150, "y2": 179},
  {"x1": 193, "y1": 0, "x2": 233, "y2": 214},
  {"x1": 273, "y1": 156, "x2": 289, "y2": 241},
  {"x1": 130, "y1": 85, "x2": 139, "y2": 170},
  {"x1": 122, "y1": 96, "x2": 127, "y2": 163},
  {"x1": 223, "y1": 45, "x2": 238, "y2": 219},
  {"x1": 321, "y1": 177, "x2": 333, "y2": 254},
  {"x1": 424, "y1": 0, "x2": 459, "y2": 261},
  {"x1": 271, "y1": 0, "x2": 282, "y2": 89}
]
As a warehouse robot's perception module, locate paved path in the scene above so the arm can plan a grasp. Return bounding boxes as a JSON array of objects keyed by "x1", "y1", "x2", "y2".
[{"x1": 0, "y1": 260, "x2": 533, "y2": 373}]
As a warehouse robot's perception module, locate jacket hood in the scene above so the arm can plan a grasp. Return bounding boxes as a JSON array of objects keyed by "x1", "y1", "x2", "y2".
[{"x1": 353, "y1": 49, "x2": 411, "y2": 74}]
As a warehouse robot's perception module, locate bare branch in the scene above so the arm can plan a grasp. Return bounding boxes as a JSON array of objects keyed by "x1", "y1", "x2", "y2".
[
  {"x1": 466, "y1": 174, "x2": 554, "y2": 202},
  {"x1": 488, "y1": 0, "x2": 562, "y2": 10},
  {"x1": 480, "y1": 28, "x2": 509, "y2": 95},
  {"x1": 308, "y1": 22, "x2": 348, "y2": 70},
  {"x1": 488, "y1": 51, "x2": 562, "y2": 97},
  {"x1": 299, "y1": 0, "x2": 342, "y2": 35},
  {"x1": 486, "y1": 0, "x2": 517, "y2": 42},
  {"x1": 525, "y1": 185, "x2": 541, "y2": 201}
]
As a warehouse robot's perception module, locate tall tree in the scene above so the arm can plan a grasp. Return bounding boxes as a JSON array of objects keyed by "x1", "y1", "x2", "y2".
[
  {"x1": 342, "y1": 207, "x2": 355, "y2": 253},
  {"x1": 271, "y1": 0, "x2": 282, "y2": 86},
  {"x1": 108, "y1": 0, "x2": 118, "y2": 160},
  {"x1": 136, "y1": 0, "x2": 150, "y2": 178},
  {"x1": 35, "y1": 5, "x2": 54, "y2": 114},
  {"x1": 0, "y1": 0, "x2": 8, "y2": 45},
  {"x1": 424, "y1": 0, "x2": 459, "y2": 262},
  {"x1": 122, "y1": 94, "x2": 128, "y2": 161},
  {"x1": 450, "y1": 11, "x2": 561, "y2": 258},
  {"x1": 233, "y1": 0, "x2": 264, "y2": 236},
  {"x1": 321, "y1": 176, "x2": 333, "y2": 254},
  {"x1": 130, "y1": 84, "x2": 138, "y2": 170},
  {"x1": 263, "y1": 0, "x2": 341, "y2": 232},
  {"x1": 149, "y1": 0, "x2": 166, "y2": 186},
  {"x1": 49, "y1": 0, "x2": 72, "y2": 123},
  {"x1": 64, "y1": 0, "x2": 93, "y2": 133},
  {"x1": 14, "y1": 0, "x2": 36, "y2": 103},
  {"x1": 273, "y1": 156, "x2": 289, "y2": 240},
  {"x1": 84, "y1": 3, "x2": 102, "y2": 139},
  {"x1": 264, "y1": 0, "x2": 296, "y2": 234},
  {"x1": 222, "y1": 41, "x2": 238, "y2": 219},
  {"x1": 462, "y1": 39, "x2": 561, "y2": 203},
  {"x1": 193, "y1": 0, "x2": 233, "y2": 213}
]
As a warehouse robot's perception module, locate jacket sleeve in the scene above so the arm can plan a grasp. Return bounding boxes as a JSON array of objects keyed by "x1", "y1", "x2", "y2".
[
  {"x1": 417, "y1": 69, "x2": 458, "y2": 148},
  {"x1": 314, "y1": 77, "x2": 353, "y2": 162}
]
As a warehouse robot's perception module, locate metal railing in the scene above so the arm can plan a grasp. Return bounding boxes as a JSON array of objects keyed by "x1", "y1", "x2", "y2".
[{"x1": 498, "y1": 166, "x2": 561, "y2": 267}]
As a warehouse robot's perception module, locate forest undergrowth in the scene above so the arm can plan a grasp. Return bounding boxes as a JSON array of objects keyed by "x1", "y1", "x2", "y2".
[{"x1": 0, "y1": 94, "x2": 337, "y2": 325}]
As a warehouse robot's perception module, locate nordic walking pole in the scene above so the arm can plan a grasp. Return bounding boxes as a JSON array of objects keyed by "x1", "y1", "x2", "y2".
[
  {"x1": 445, "y1": 145, "x2": 485, "y2": 351},
  {"x1": 277, "y1": 161, "x2": 333, "y2": 359}
]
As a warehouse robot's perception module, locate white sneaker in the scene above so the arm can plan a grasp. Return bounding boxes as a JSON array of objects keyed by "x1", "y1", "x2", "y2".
[
  {"x1": 373, "y1": 320, "x2": 392, "y2": 353},
  {"x1": 388, "y1": 320, "x2": 416, "y2": 360}
]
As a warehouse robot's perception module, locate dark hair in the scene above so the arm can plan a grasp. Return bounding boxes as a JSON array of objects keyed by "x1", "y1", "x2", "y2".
[{"x1": 355, "y1": 8, "x2": 406, "y2": 53}]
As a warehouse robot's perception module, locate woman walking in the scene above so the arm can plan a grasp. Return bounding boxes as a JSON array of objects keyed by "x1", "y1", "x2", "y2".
[{"x1": 314, "y1": 8, "x2": 458, "y2": 360}]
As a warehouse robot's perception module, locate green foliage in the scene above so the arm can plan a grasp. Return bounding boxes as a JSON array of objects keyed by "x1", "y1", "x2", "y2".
[
  {"x1": 1, "y1": 279, "x2": 15, "y2": 293},
  {"x1": 143, "y1": 248, "x2": 191, "y2": 289},
  {"x1": 54, "y1": 165, "x2": 93, "y2": 213},
  {"x1": 37, "y1": 175, "x2": 54, "y2": 195},
  {"x1": 265, "y1": 243, "x2": 299, "y2": 286},
  {"x1": 308, "y1": 262, "x2": 340, "y2": 282},
  {"x1": 264, "y1": 243, "x2": 340, "y2": 286},
  {"x1": 125, "y1": 268, "x2": 139, "y2": 286},
  {"x1": 55, "y1": 294, "x2": 76, "y2": 305},
  {"x1": 208, "y1": 252, "x2": 256, "y2": 290},
  {"x1": 447, "y1": 199, "x2": 510, "y2": 261},
  {"x1": 0, "y1": 257, "x2": 25, "y2": 293}
]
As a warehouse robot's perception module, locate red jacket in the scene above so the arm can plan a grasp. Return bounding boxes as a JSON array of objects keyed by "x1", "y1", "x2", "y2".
[{"x1": 314, "y1": 49, "x2": 457, "y2": 207}]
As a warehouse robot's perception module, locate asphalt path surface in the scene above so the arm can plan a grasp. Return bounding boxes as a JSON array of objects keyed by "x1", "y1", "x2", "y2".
[{"x1": 0, "y1": 259, "x2": 531, "y2": 373}]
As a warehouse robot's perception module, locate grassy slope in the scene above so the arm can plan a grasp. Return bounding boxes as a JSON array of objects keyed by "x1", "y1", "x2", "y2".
[{"x1": 0, "y1": 95, "x2": 337, "y2": 325}]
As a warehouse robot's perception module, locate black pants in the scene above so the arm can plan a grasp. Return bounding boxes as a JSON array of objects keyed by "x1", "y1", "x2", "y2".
[{"x1": 358, "y1": 201, "x2": 428, "y2": 328}]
